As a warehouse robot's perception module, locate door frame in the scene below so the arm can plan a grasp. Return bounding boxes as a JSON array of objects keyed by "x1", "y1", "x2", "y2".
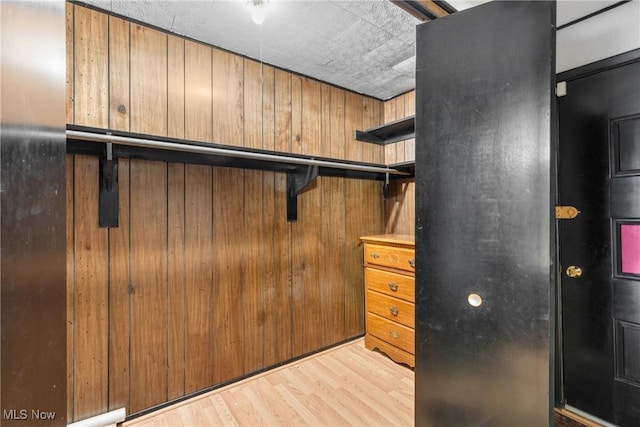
[{"x1": 555, "y1": 46, "x2": 640, "y2": 410}]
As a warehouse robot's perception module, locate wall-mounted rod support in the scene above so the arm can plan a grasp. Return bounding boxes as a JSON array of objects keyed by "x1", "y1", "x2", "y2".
[
  {"x1": 99, "y1": 154, "x2": 119, "y2": 228},
  {"x1": 287, "y1": 165, "x2": 319, "y2": 222},
  {"x1": 66, "y1": 129, "x2": 410, "y2": 177}
]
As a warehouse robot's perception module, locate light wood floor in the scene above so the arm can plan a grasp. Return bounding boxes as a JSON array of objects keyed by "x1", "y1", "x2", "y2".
[{"x1": 124, "y1": 338, "x2": 414, "y2": 427}]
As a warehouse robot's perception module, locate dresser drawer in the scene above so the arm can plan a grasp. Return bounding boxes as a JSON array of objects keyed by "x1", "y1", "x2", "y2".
[
  {"x1": 367, "y1": 290, "x2": 414, "y2": 328},
  {"x1": 367, "y1": 312, "x2": 414, "y2": 355},
  {"x1": 365, "y1": 267, "x2": 414, "y2": 303},
  {"x1": 363, "y1": 243, "x2": 415, "y2": 272}
]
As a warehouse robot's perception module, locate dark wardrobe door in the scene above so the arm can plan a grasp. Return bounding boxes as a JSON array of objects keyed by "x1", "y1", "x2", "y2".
[
  {"x1": 559, "y1": 59, "x2": 640, "y2": 426},
  {"x1": 415, "y1": 2, "x2": 556, "y2": 426}
]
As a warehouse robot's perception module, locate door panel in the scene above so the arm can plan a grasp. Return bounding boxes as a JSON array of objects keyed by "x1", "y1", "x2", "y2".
[
  {"x1": 415, "y1": 2, "x2": 555, "y2": 426},
  {"x1": 559, "y1": 59, "x2": 640, "y2": 426}
]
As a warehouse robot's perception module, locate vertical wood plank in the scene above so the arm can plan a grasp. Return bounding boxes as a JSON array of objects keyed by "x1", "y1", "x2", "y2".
[
  {"x1": 290, "y1": 75, "x2": 305, "y2": 357},
  {"x1": 318, "y1": 85, "x2": 332, "y2": 348},
  {"x1": 404, "y1": 91, "x2": 416, "y2": 162},
  {"x1": 130, "y1": 25, "x2": 167, "y2": 136},
  {"x1": 329, "y1": 88, "x2": 345, "y2": 160},
  {"x1": 395, "y1": 94, "x2": 406, "y2": 163},
  {"x1": 108, "y1": 159, "x2": 130, "y2": 412},
  {"x1": 66, "y1": 3, "x2": 74, "y2": 124},
  {"x1": 273, "y1": 69, "x2": 292, "y2": 362},
  {"x1": 291, "y1": 76, "x2": 303, "y2": 154},
  {"x1": 109, "y1": 16, "x2": 130, "y2": 131},
  {"x1": 362, "y1": 99, "x2": 385, "y2": 240},
  {"x1": 344, "y1": 93, "x2": 365, "y2": 338},
  {"x1": 361, "y1": 97, "x2": 375, "y2": 164},
  {"x1": 167, "y1": 163, "x2": 185, "y2": 399},
  {"x1": 274, "y1": 70, "x2": 292, "y2": 153},
  {"x1": 184, "y1": 164, "x2": 213, "y2": 393},
  {"x1": 302, "y1": 78, "x2": 322, "y2": 156},
  {"x1": 244, "y1": 168, "x2": 264, "y2": 373},
  {"x1": 185, "y1": 41, "x2": 212, "y2": 143},
  {"x1": 73, "y1": 6, "x2": 108, "y2": 128},
  {"x1": 243, "y1": 58, "x2": 264, "y2": 373},
  {"x1": 384, "y1": 98, "x2": 397, "y2": 165},
  {"x1": 301, "y1": 78, "x2": 322, "y2": 354},
  {"x1": 212, "y1": 49, "x2": 243, "y2": 147},
  {"x1": 344, "y1": 93, "x2": 363, "y2": 163},
  {"x1": 66, "y1": 154, "x2": 74, "y2": 422},
  {"x1": 129, "y1": 159, "x2": 168, "y2": 413},
  {"x1": 168, "y1": 35, "x2": 185, "y2": 140},
  {"x1": 384, "y1": 97, "x2": 400, "y2": 234},
  {"x1": 262, "y1": 66, "x2": 278, "y2": 368},
  {"x1": 371, "y1": 100, "x2": 385, "y2": 164},
  {"x1": 329, "y1": 88, "x2": 346, "y2": 342},
  {"x1": 73, "y1": 155, "x2": 109, "y2": 420},
  {"x1": 403, "y1": 91, "x2": 416, "y2": 236},
  {"x1": 244, "y1": 59, "x2": 263, "y2": 149},
  {"x1": 212, "y1": 168, "x2": 245, "y2": 383},
  {"x1": 262, "y1": 66, "x2": 276, "y2": 152}
]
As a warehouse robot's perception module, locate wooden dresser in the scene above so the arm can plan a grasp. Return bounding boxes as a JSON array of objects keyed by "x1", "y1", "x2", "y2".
[{"x1": 360, "y1": 234, "x2": 415, "y2": 367}]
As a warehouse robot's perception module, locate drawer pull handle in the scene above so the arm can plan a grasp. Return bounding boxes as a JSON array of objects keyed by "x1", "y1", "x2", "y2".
[
  {"x1": 408, "y1": 258, "x2": 415, "y2": 268},
  {"x1": 389, "y1": 306, "x2": 399, "y2": 316},
  {"x1": 389, "y1": 330, "x2": 400, "y2": 339},
  {"x1": 370, "y1": 252, "x2": 380, "y2": 259},
  {"x1": 388, "y1": 282, "x2": 398, "y2": 292}
]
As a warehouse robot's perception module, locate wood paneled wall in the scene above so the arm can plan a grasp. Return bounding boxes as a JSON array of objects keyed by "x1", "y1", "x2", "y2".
[
  {"x1": 66, "y1": 3, "x2": 385, "y2": 422},
  {"x1": 384, "y1": 91, "x2": 416, "y2": 235}
]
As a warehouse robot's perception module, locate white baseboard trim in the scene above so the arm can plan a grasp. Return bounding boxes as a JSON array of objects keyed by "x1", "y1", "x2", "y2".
[{"x1": 67, "y1": 408, "x2": 126, "y2": 427}]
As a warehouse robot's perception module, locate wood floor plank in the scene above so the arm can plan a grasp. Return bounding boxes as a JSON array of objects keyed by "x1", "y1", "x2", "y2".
[{"x1": 125, "y1": 339, "x2": 414, "y2": 427}]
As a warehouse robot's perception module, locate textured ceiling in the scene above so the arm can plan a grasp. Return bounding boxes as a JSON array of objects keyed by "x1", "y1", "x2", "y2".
[
  {"x1": 83, "y1": 0, "x2": 420, "y2": 100},
  {"x1": 83, "y1": 0, "x2": 638, "y2": 100}
]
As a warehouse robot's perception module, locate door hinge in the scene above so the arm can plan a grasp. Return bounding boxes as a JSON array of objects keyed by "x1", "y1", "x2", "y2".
[
  {"x1": 556, "y1": 81, "x2": 567, "y2": 97},
  {"x1": 555, "y1": 205, "x2": 580, "y2": 219}
]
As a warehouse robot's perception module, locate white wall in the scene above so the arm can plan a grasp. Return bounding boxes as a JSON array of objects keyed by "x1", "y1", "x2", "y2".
[{"x1": 556, "y1": 0, "x2": 640, "y2": 73}]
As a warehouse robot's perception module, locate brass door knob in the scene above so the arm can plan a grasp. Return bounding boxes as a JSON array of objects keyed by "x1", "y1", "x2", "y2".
[{"x1": 566, "y1": 265, "x2": 582, "y2": 278}]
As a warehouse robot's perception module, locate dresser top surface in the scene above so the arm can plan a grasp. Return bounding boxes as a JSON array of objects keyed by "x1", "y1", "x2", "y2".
[{"x1": 359, "y1": 234, "x2": 415, "y2": 247}]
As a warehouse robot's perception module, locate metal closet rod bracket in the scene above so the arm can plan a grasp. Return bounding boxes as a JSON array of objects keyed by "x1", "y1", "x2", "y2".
[{"x1": 99, "y1": 139, "x2": 119, "y2": 228}]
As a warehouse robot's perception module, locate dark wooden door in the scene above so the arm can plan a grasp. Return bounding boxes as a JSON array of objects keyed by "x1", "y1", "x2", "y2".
[
  {"x1": 415, "y1": 2, "x2": 555, "y2": 426},
  {"x1": 559, "y1": 58, "x2": 640, "y2": 426}
]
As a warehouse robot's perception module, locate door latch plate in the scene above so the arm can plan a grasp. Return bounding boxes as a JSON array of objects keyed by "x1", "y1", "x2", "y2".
[{"x1": 555, "y1": 205, "x2": 580, "y2": 219}]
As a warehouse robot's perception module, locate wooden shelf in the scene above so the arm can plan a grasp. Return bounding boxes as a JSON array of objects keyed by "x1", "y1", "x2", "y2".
[
  {"x1": 354, "y1": 115, "x2": 415, "y2": 145},
  {"x1": 66, "y1": 124, "x2": 414, "y2": 181},
  {"x1": 66, "y1": 124, "x2": 416, "y2": 223}
]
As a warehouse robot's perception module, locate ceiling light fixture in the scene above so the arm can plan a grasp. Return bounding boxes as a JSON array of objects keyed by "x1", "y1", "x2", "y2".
[{"x1": 249, "y1": 0, "x2": 267, "y2": 25}]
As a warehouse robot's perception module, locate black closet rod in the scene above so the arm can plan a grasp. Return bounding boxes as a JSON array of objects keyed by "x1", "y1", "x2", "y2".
[{"x1": 66, "y1": 129, "x2": 411, "y2": 176}]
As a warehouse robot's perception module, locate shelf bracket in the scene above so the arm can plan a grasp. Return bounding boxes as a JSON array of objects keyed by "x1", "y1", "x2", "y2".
[
  {"x1": 99, "y1": 141, "x2": 119, "y2": 228},
  {"x1": 286, "y1": 165, "x2": 319, "y2": 222},
  {"x1": 383, "y1": 171, "x2": 390, "y2": 198}
]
